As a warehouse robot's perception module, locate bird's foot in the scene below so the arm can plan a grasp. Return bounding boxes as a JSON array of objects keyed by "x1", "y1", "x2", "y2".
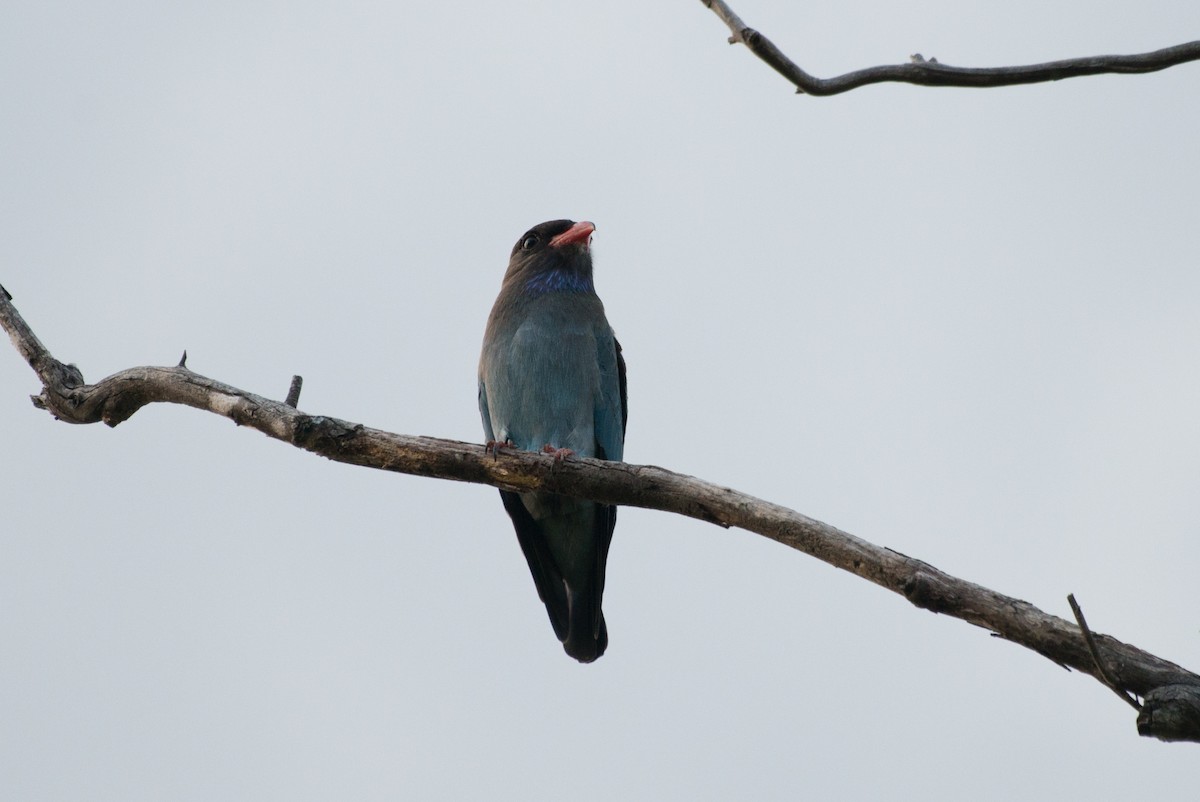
[
  {"x1": 541, "y1": 445, "x2": 575, "y2": 462},
  {"x1": 485, "y1": 439, "x2": 515, "y2": 459}
]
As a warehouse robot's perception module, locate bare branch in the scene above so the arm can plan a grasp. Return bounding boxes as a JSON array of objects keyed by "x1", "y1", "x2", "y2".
[
  {"x1": 3, "y1": 288, "x2": 1199, "y2": 742},
  {"x1": 700, "y1": 0, "x2": 1200, "y2": 96}
]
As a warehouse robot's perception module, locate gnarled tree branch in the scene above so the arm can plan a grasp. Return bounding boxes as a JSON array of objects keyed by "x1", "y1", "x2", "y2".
[
  {"x1": 3, "y1": 284, "x2": 1199, "y2": 743},
  {"x1": 700, "y1": 0, "x2": 1200, "y2": 96}
]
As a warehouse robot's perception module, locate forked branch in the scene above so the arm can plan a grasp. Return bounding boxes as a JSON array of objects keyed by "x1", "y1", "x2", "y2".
[{"x1": 3, "y1": 284, "x2": 1199, "y2": 742}]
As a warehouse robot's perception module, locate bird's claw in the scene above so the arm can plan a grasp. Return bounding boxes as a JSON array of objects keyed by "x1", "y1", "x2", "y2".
[
  {"x1": 485, "y1": 439, "x2": 514, "y2": 459},
  {"x1": 541, "y1": 445, "x2": 574, "y2": 462}
]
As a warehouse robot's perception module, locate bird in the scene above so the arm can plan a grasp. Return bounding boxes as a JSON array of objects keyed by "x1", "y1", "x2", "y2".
[{"x1": 478, "y1": 219, "x2": 627, "y2": 662}]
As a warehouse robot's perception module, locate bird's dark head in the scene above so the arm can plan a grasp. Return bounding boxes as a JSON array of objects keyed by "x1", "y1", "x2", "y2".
[{"x1": 505, "y1": 219, "x2": 597, "y2": 295}]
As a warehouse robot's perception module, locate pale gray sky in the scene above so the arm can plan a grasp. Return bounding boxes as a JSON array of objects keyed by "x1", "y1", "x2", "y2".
[{"x1": 4, "y1": 2, "x2": 1200, "y2": 799}]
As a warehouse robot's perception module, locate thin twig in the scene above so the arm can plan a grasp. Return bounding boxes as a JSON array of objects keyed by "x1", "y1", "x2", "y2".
[
  {"x1": 700, "y1": 0, "x2": 1200, "y2": 96},
  {"x1": 1068, "y1": 593, "x2": 1142, "y2": 710},
  {"x1": 285, "y1": 375, "x2": 303, "y2": 408}
]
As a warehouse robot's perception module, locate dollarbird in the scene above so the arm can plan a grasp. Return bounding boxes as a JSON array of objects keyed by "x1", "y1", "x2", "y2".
[{"x1": 478, "y1": 219, "x2": 627, "y2": 662}]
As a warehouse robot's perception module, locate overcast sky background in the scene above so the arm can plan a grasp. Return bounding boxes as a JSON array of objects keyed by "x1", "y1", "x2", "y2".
[{"x1": 4, "y1": 2, "x2": 1200, "y2": 799}]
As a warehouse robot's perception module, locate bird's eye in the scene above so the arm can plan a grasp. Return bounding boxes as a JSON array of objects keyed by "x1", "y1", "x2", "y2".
[{"x1": 521, "y1": 234, "x2": 539, "y2": 250}]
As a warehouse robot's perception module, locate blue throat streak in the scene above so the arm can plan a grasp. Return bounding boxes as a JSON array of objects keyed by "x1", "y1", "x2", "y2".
[{"x1": 524, "y1": 269, "x2": 594, "y2": 296}]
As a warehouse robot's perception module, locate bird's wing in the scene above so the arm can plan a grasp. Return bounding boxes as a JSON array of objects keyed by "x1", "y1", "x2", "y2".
[
  {"x1": 477, "y1": 378, "x2": 495, "y2": 442},
  {"x1": 588, "y1": 331, "x2": 625, "y2": 650},
  {"x1": 594, "y1": 332, "x2": 626, "y2": 463},
  {"x1": 616, "y1": 336, "x2": 628, "y2": 437}
]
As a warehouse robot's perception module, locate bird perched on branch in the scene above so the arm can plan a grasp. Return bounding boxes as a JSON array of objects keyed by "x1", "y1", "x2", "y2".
[{"x1": 478, "y1": 219, "x2": 627, "y2": 662}]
